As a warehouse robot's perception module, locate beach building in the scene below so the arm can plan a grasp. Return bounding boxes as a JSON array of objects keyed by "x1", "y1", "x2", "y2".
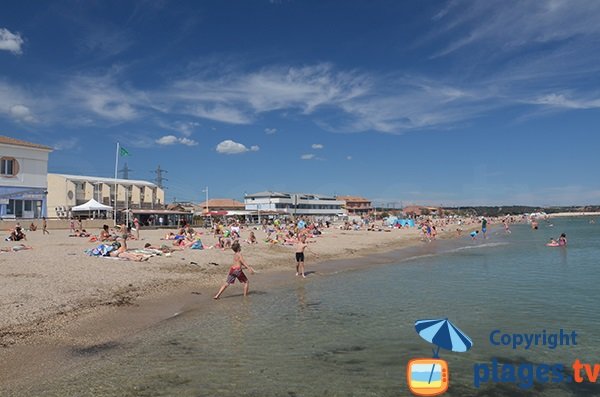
[
  {"x1": 244, "y1": 191, "x2": 344, "y2": 217},
  {"x1": 198, "y1": 198, "x2": 245, "y2": 215},
  {"x1": 336, "y1": 195, "x2": 373, "y2": 216},
  {"x1": 402, "y1": 205, "x2": 442, "y2": 217},
  {"x1": 47, "y1": 173, "x2": 164, "y2": 219},
  {"x1": 0, "y1": 136, "x2": 53, "y2": 219}
]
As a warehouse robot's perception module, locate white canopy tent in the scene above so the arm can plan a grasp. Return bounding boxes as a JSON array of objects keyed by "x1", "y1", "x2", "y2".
[
  {"x1": 71, "y1": 199, "x2": 113, "y2": 219},
  {"x1": 71, "y1": 199, "x2": 113, "y2": 211}
]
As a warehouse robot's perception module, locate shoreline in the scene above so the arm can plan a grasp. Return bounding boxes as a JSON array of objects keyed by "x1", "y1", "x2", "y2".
[{"x1": 0, "y1": 225, "x2": 451, "y2": 347}]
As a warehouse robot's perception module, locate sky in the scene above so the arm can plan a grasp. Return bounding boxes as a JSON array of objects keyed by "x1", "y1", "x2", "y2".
[{"x1": 1, "y1": 0, "x2": 600, "y2": 206}]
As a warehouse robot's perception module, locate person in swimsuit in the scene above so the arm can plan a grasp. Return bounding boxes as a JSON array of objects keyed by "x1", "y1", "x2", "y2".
[
  {"x1": 42, "y1": 217, "x2": 50, "y2": 235},
  {"x1": 213, "y1": 241, "x2": 255, "y2": 299},
  {"x1": 133, "y1": 217, "x2": 140, "y2": 240},
  {"x1": 558, "y1": 233, "x2": 567, "y2": 246},
  {"x1": 295, "y1": 235, "x2": 318, "y2": 278}
]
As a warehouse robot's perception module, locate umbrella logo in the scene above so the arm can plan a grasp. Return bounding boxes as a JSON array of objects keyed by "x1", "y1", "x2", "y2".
[{"x1": 407, "y1": 318, "x2": 473, "y2": 396}]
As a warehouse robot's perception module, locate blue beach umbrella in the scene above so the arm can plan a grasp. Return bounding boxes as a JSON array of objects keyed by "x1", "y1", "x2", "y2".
[
  {"x1": 415, "y1": 318, "x2": 473, "y2": 384},
  {"x1": 415, "y1": 318, "x2": 472, "y2": 355}
]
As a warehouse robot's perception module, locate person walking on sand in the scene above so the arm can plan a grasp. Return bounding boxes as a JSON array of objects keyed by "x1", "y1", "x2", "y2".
[
  {"x1": 295, "y1": 235, "x2": 319, "y2": 278},
  {"x1": 214, "y1": 241, "x2": 255, "y2": 299},
  {"x1": 42, "y1": 217, "x2": 49, "y2": 235},
  {"x1": 133, "y1": 217, "x2": 140, "y2": 240}
]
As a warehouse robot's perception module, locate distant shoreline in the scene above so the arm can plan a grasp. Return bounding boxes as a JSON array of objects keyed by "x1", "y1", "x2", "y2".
[{"x1": 547, "y1": 212, "x2": 600, "y2": 218}]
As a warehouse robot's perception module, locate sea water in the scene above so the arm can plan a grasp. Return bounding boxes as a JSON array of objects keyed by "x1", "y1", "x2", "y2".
[{"x1": 7, "y1": 217, "x2": 600, "y2": 396}]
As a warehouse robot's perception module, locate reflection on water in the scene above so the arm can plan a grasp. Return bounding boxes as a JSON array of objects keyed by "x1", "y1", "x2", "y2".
[{"x1": 4, "y1": 218, "x2": 600, "y2": 397}]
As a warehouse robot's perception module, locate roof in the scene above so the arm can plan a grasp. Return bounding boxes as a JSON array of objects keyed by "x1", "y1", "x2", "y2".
[
  {"x1": 245, "y1": 191, "x2": 290, "y2": 199},
  {"x1": 245, "y1": 191, "x2": 337, "y2": 200},
  {"x1": 126, "y1": 209, "x2": 192, "y2": 215},
  {"x1": 0, "y1": 135, "x2": 53, "y2": 151},
  {"x1": 198, "y1": 198, "x2": 245, "y2": 208},
  {"x1": 336, "y1": 195, "x2": 371, "y2": 203},
  {"x1": 50, "y1": 173, "x2": 159, "y2": 188}
]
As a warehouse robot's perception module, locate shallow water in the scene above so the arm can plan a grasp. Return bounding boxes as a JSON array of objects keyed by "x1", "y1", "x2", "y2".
[{"x1": 6, "y1": 218, "x2": 600, "y2": 396}]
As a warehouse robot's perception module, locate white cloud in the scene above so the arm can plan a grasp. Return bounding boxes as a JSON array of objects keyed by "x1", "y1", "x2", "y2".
[
  {"x1": 346, "y1": 156, "x2": 352, "y2": 160},
  {"x1": 301, "y1": 154, "x2": 315, "y2": 160},
  {"x1": 216, "y1": 140, "x2": 258, "y2": 154},
  {"x1": 0, "y1": 28, "x2": 24, "y2": 54},
  {"x1": 9, "y1": 104, "x2": 35, "y2": 122},
  {"x1": 156, "y1": 135, "x2": 198, "y2": 146},
  {"x1": 311, "y1": 143, "x2": 324, "y2": 149},
  {"x1": 156, "y1": 135, "x2": 178, "y2": 145},
  {"x1": 265, "y1": 127, "x2": 277, "y2": 134},
  {"x1": 179, "y1": 137, "x2": 198, "y2": 146}
]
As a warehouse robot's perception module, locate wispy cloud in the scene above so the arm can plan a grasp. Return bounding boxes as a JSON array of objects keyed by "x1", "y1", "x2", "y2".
[
  {"x1": 300, "y1": 154, "x2": 315, "y2": 160},
  {"x1": 53, "y1": 138, "x2": 79, "y2": 151},
  {"x1": 311, "y1": 143, "x2": 324, "y2": 149},
  {"x1": 0, "y1": 28, "x2": 24, "y2": 54},
  {"x1": 216, "y1": 140, "x2": 259, "y2": 154},
  {"x1": 430, "y1": 1, "x2": 600, "y2": 58},
  {"x1": 528, "y1": 93, "x2": 600, "y2": 110},
  {"x1": 265, "y1": 127, "x2": 277, "y2": 134},
  {"x1": 65, "y1": 73, "x2": 141, "y2": 121},
  {"x1": 157, "y1": 120, "x2": 200, "y2": 137}
]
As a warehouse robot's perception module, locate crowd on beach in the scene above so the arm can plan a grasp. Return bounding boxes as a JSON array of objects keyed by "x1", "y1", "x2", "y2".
[{"x1": 2, "y1": 212, "x2": 575, "y2": 300}]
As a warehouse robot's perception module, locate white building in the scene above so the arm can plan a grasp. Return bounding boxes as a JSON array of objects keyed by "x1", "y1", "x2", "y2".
[
  {"x1": 0, "y1": 136, "x2": 53, "y2": 219},
  {"x1": 47, "y1": 173, "x2": 165, "y2": 219},
  {"x1": 244, "y1": 191, "x2": 344, "y2": 217}
]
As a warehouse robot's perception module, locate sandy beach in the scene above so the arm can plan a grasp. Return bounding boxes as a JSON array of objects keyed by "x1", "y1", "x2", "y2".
[{"x1": 0, "y1": 217, "x2": 496, "y2": 394}]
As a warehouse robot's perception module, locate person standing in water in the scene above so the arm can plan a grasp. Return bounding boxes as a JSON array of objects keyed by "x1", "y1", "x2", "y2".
[
  {"x1": 214, "y1": 241, "x2": 255, "y2": 299},
  {"x1": 558, "y1": 233, "x2": 568, "y2": 246},
  {"x1": 481, "y1": 217, "x2": 488, "y2": 239}
]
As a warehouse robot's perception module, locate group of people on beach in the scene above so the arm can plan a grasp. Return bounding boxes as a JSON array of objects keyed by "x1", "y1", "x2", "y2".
[{"x1": 213, "y1": 218, "x2": 320, "y2": 299}]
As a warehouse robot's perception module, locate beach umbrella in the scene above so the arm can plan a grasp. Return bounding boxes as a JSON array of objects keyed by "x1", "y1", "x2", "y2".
[
  {"x1": 415, "y1": 318, "x2": 473, "y2": 385},
  {"x1": 415, "y1": 318, "x2": 472, "y2": 356}
]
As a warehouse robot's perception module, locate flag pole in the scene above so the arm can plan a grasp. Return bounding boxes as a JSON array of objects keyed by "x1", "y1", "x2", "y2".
[{"x1": 114, "y1": 142, "x2": 119, "y2": 225}]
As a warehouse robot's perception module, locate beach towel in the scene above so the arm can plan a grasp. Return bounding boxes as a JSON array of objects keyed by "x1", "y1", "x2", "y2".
[
  {"x1": 190, "y1": 240, "x2": 204, "y2": 250},
  {"x1": 85, "y1": 244, "x2": 114, "y2": 257}
]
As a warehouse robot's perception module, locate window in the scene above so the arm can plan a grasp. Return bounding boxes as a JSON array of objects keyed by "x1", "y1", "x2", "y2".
[
  {"x1": 6, "y1": 199, "x2": 15, "y2": 214},
  {"x1": 1, "y1": 157, "x2": 19, "y2": 177}
]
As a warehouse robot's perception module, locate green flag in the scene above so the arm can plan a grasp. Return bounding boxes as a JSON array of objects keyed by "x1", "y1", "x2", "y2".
[{"x1": 119, "y1": 146, "x2": 130, "y2": 156}]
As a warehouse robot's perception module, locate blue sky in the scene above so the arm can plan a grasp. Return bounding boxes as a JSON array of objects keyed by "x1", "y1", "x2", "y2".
[{"x1": 2, "y1": 0, "x2": 600, "y2": 206}]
